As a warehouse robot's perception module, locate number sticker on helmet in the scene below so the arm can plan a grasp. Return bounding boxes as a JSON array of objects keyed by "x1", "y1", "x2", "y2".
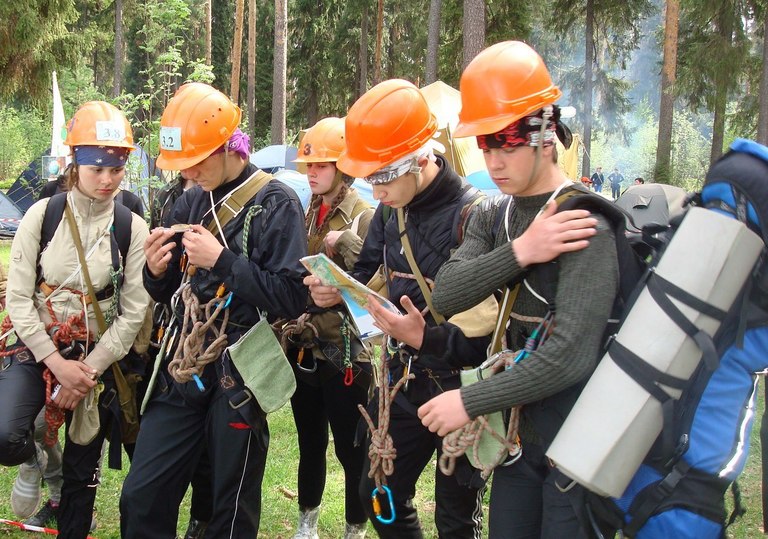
[
  {"x1": 95, "y1": 121, "x2": 127, "y2": 142},
  {"x1": 160, "y1": 126, "x2": 183, "y2": 151}
]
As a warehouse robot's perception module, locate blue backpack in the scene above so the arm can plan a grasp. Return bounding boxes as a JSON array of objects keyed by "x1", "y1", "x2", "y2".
[{"x1": 587, "y1": 139, "x2": 768, "y2": 538}]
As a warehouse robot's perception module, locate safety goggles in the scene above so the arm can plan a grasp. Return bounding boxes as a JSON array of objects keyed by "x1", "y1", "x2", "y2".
[{"x1": 363, "y1": 158, "x2": 421, "y2": 185}]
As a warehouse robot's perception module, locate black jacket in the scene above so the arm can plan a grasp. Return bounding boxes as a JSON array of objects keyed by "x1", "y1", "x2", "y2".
[
  {"x1": 143, "y1": 163, "x2": 308, "y2": 328},
  {"x1": 352, "y1": 156, "x2": 489, "y2": 372}
]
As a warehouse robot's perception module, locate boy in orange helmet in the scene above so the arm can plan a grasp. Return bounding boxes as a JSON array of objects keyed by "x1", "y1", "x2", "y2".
[
  {"x1": 305, "y1": 79, "x2": 489, "y2": 538},
  {"x1": 419, "y1": 41, "x2": 617, "y2": 538}
]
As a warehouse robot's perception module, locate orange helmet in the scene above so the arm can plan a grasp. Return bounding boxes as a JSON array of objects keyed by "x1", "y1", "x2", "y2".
[
  {"x1": 156, "y1": 82, "x2": 241, "y2": 170},
  {"x1": 295, "y1": 117, "x2": 345, "y2": 163},
  {"x1": 455, "y1": 41, "x2": 562, "y2": 138},
  {"x1": 337, "y1": 79, "x2": 437, "y2": 178},
  {"x1": 64, "y1": 101, "x2": 134, "y2": 149}
]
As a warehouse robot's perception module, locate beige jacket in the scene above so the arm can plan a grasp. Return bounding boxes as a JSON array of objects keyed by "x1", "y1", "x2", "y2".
[{"x1": 7, "y1": 187, "x2": 150, "y2": 374}]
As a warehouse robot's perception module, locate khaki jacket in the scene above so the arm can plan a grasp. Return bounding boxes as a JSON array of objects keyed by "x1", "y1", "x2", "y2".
[
  {"x1": 306, "y1": 188, "x2": 374, "y2": 348},
  {"x1": 7, "y1": 187, "x2": 151, "y2": 374}
]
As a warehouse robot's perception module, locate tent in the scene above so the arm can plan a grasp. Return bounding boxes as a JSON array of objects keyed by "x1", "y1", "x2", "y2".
[
  {"x1": 250, "y1": 145, "x2": 298, "y2": 172},
  {"x1": 615, "y1": 183, "x2": 688, "y2": 230},
  {"x1": 419, "y1": 81, "x2": 486, "y2": 178}
]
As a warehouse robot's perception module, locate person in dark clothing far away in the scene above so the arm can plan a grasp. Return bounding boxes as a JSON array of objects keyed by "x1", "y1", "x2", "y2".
[{"x1": 590, "y1": 166, "x2": 605, "y2": 192}]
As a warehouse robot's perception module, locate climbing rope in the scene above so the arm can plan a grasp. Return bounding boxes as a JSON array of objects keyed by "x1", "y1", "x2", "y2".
[
  {"x1": 358, "y1": 342, "x2": 413, "y2": 492},
  {"x1": 167, "y1": 282, "x2": 230, "y2": 384},
  {"x1": 439, "y1": 350, "x2": 522, "y2": 480},
  {"x1": 279, "y1": 312, "x2": 319, "y2": 368}
]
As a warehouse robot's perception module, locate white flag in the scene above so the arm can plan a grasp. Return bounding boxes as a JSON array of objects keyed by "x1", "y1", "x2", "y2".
[{"x1": 51, "y1": 71, "x2": 69, "y2": 160}]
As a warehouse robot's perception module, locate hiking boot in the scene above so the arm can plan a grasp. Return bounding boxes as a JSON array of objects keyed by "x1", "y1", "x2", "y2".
[
  {"x1": 24, "y1": 499, "x2": 58, "y2": 528},
  {"x1": 343, "y1": 522, "x2": 367, "y2": 539},
  {"x1": 292, "y1": 506, "x2": 320, "y2": 539},
  {"x1": 11, "y1": 445, "x2": 48, "y2": 519},
  {"x1": 182, "y1": 518, "x2": 208, "y2": 539}
]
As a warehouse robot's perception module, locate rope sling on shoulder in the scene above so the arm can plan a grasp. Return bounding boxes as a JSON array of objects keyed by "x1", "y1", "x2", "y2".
[{"x1": 166, "y1": 171, "x2": 272, "y2": 385}]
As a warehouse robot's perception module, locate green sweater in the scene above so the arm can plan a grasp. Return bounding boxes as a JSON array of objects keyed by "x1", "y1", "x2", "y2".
[{"x1": 432, "y1": 191, "x2": 619, "y2": 444}]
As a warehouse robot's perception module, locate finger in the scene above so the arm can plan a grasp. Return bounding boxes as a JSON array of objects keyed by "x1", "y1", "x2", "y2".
[
  {"x1": 553, "y1": 208, "x2": 591, "y2": 222},
  {"x1": 558, "y1": 239, "x2": 591, "y2": 253},
  {"x1": 189, "y1": 224, "x2": 207, "y2": 234},
  {"x1": 303, "y1": 275, "x2": 320, "y2": 286},
  {"x1": 400, "y1": 295, "x2": 419, "y2": 316}
]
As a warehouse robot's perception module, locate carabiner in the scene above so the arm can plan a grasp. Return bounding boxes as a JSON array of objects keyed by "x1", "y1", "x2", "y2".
[
  {"x1": 344, "y1": 366, "x2": 354, "y2": 386},
  {"x1": 213, "y1": 291, "x2": 233, "y2": 310},
  {"x1": 371, "y1": 485, "x2": 396, "y2": 524},
  {"x1": 192, "y1": 373, "x2": 205, "y2": 392}
]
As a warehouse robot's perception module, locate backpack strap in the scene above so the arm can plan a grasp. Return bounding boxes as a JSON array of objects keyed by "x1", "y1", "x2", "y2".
[
  {"x1": 206, "y1": 171, "x2": 273, "y2": 236},
  {"x1": 39, "y1": 192, "x2": 132, "y2": 285},
  {"x1": 452, "y1": 184, "x2": 484, "y2": 245}
]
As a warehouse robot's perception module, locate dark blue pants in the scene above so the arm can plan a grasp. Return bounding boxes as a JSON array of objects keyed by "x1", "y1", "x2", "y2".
[
  {"x1": 290, "y1": 361, "x2": 368, "y2": 523},
  {"x1": 120, "y1": 365, "x2": 269, "y2": 539},
  {"x1": 488, "y1": 442, "x2": 607, "y2": 539}
]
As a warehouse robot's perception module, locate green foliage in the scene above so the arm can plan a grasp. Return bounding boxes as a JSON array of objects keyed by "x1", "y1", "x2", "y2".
[
  {"x1": 0, "y1": 1, "x2": 88, "y2": 103},
  {"x1": 0, "y1": 105, "x2": 49, "y2": 182}
]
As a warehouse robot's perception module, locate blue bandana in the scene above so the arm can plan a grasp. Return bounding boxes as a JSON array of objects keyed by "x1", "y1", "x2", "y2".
[{"x1": 73, "y1": 145, "x2": 130, "y2": 167}]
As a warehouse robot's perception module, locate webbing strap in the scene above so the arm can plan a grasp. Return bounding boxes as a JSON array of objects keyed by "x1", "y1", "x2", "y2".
[
  {"x1": 396, "y1": 207, "x2": 446, "y2": 324},
  {"x1": 206, "y1": 171, "x2": 272, "y2": 237},
  {"x1": 646, "y1": 273, "x2": 724, "y2": 372},
  {"x1": 624, "y1": 460, "x2": 691, "y2": 537}
]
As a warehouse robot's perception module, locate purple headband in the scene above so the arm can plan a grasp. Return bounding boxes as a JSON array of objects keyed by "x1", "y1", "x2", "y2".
[
  {"x1": 212, "y1": 128, "x2": 251, "y2": 160},
  {"x1": 73, "y1": 145, "x2": 131, "y2": 167}
]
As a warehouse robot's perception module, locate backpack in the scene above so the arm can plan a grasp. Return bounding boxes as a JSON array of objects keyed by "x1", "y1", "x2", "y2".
[
  {"x1": 545, "y1": 140, "x2": 768, "y2": 538},
  {"x1": 40, "y1": 192, "x2": 132, "y2": 279}
]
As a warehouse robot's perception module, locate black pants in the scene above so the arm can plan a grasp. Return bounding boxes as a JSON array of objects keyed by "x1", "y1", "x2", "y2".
[
  {"x1": 488, "y1": 442, "x2": 608, "y2": 539},
  {"x1": 359, "y1": 375, "x2": 486, "y2": 539},
  {"x1": 290, "y1": 361, "x2": 368, "y2": 523},
  {"x1": 120, "y1": 364, "x2": 269, "y2": 538},
  {"x1": 0, "y1": 351, "x2": 117, "y2": 539}
]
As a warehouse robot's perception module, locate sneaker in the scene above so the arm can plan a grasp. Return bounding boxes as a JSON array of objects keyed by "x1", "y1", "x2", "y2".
[
  {"x1": 182, "y1": 518, "x2": 208, "y2": 539},
  {"x1": 11, "y1": 445, "x2": 48, "y2": 519},
  {"x1": 24, "y1": 499, "x2": 58, "y2": 528}
]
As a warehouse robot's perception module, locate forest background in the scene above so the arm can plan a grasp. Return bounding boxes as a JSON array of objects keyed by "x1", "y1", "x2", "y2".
[{"x1": 0, "y1": 0, "x2": 767, "y2": 194}]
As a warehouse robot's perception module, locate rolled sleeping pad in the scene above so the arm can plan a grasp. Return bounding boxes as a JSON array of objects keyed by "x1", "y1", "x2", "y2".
[{"x1": 546, "y1": 207, "x2": 763, "y2": 498}]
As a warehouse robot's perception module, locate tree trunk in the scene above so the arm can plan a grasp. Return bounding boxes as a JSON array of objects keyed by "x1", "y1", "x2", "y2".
[
  {"x1": 425, "y1": 0, "x2": 441, "y2": 84},
  {"x1": 271, "y1": 0, "x2": 287, "y2": 144},
  {"x1": 710, "y1": 84, "x2": 727, "y2": 165},
  {"x1": 654, "y1": 0, "x2": 679, "y2": 184},
  {"x1": 581, "y1": 0, "x2": 595, "y2": 177},
  {"x1": 113, "y1": 0, "x2": 123, "y2": 97},
  {"x1": 758, "y1": 12, "x2": 768, "y2": 145},
  {"x1": 462, "y1": 0, "x2": 485, "y2": 69},
  {"x1": 374, "y1": 0, "x2": 384, "y2": 85},
  {"x1": 387, "y1": 6, "x2": 398, "y2": 80},
  {"x1": 206, "y1": 0, "x2": 213, "y2": 65},
  {"x1": 230, "y1": 0, "x2": 245, "y2": 102},
  {"x1": 358, "y1": 5, "x2": 369, "y2": 97},
  {"x1": 247, "y1": 0, "x2": 256, "y2": 140}
]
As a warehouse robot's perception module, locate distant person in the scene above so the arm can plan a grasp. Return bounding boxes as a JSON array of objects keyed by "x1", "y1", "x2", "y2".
[
  {"x1": 608, "y1": 167, "x2": 625, "y2": 199},
  {"x1": 580, "y1": 176, "x2": 593, "y2": 189},
  {"x1": 634, "y1": 177, "x2": 645, "y2": 185},
  {"x1": 590, "y1": 166, "x2": 605, "y2": 193}
]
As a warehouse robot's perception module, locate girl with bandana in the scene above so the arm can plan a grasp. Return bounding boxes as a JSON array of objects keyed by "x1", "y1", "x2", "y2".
[{"x1": 0, "y1": 101, "x2": 151, "y2": 539}]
